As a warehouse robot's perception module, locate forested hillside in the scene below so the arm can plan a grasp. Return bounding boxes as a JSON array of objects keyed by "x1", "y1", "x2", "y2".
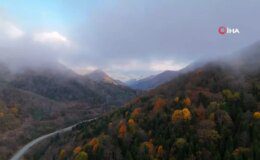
[
  {"x1": 28, "y1": 50, "x2": 260, "y2": 160},
  {"x1": 0, "y1": 64, "x2": 137, "y2": 160}
]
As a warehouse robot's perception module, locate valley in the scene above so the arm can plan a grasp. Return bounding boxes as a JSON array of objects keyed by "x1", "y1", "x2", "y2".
[
  {"x1": 17, "y1": 43, "x2": 260, "y2": 160},
  {"x1": 1, "y1": 1, "x2": 259, "y2": 159}
]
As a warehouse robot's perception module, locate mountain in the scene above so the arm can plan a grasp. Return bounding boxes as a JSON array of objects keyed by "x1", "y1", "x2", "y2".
[
  {"x1": 87, "y1": 70, "x2": 124, "y2": 86},
  {"x1": 127, "y1": 70, "x2": 180, "y2": 90},
  {"x1": 0, "y1": 63, "x2": 138, "y2": 160},
  {"x1": 30, "y1": 44, "x2": 260, "y2": 160},
  {"x1": 0, "y1": 63, "x2": 11, "y2": 83},
  {"x1": 10, "y1": 66, "x2": 136, "y2": 106},
  {"x1": 126, "y1": 61, "x2": 208, "y2": 90},
  {"x1": 0, "y1": 81, "x2": 101, "y2": 160}
]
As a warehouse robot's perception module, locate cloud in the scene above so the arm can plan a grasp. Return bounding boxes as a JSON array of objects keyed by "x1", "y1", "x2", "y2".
[
  {"x1": 68, "y1": 0, "x2": 260, "y2": 80},
  {"x1": 0, "y1": 15, "x2": 74, "y2": 72},
  {"x1": 75, "y1": 0, "x2": 260, "y2": 63},
  {"x1": 150, "y1": 60, "x2": 187, "y2": 72},
  {"x1": 0, "y1": 17, "x2": 24, "y2": 39},
  {"x1": 1, "y1": 0, "x2": 260, "y2": 80},
  {"x1": 3, "y1": 22, "x2": 24, "y2": 39},
  {"x1": 33, "y1": 31, "x2": 69, "y2": 45}
]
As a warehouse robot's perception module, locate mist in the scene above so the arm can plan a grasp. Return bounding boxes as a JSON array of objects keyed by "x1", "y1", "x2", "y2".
[{"x1": 1, "y1": 0, "x2": 260, "y2": 80}]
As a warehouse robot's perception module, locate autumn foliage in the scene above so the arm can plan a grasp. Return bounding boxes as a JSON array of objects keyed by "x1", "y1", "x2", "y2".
[
  {"x1": 118, "y1": 122, "x2": 127, "y2": 138},
  {"x1": 153, "y1": 98, "x2": 166, "y2": 113},
  {"x1": 74, "y1": 151, "x2": 88, "y2": 160},
  {"x1": 128, "y1": 119, "x2": 136, "y2": 126},
  {"x1": 59, "y1": 149, "x2": 66, "y2": 159},
  {"x1": 88, "y1": 138, "x2": 99, "y2": 152},
  {"x1": 142, "y1": 140, "x2": 154, "y2": 154},
  {"x1": 174, "y1": 97, "x2": 179, "y2": 103},
  {"x1": 183, "y1": 97, "x2": 191, "y2": 106},
  {"x1": 157, "y1": 145, "x2": 164, "y2": 157},
  {"x1": 172, "y1": 108, "x2": 192, "y2": 122},
  {"x1": 131, "y1": 108, "x2": 141, "y2": 118},
  {"x1": 73, "y1": 146, "x2": 82, "y2": 154},
  {"x1": 253, "y1": 112, "x2": 260, "y2": 119}
]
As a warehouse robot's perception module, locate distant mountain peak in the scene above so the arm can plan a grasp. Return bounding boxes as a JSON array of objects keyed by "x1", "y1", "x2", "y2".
[{"x1": 87, "y1": 69, "x2": 124, "y2": 86}]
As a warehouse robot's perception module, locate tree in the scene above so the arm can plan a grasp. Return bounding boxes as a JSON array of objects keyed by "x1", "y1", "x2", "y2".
[
  {"x1": 253, "y1": 112, "x2": 260, "y2": 119},
  {"x1": 89, "y1": 138, "x2": 99, "y2": 152},
  {"x1": 183, "y1": 97, "x2": 191, "y2": 106},
  {"x1": 59, "y1": 149, "x2": 66, "y2": 160},
  {"x1": 175, "y1": 138, "x2": 187, "y2": 149},
  {"x1": 222, "y1": 89, "x2": 240, "y2": 101},
  {"x1": 172, "y1": 108, "x2": 192, "y2": 122},
  {"x1": 131, "y1": 108, "x2": 141, "y2": 118},
  {"x1": 141, "y1": 140, "x2": 154, "y2": 154},
  {"x1": 153, "y1": 98, "x2": 167, "y2": 113},
  {"x1": 182, "y1": 108, "x2": 192, "y2": 121},
  {"x1": 74, "y1": 151, "x2": 88, "y2": 160},
  {"x1": 118, "y1": 122, "x2": 127, "y2": 138},
  {"x1": 73, "y1": 146, "x2": 82, "y2": 154},
  {"x1": 174, "y1": 97, "x2": 179, "y2": 103},
  {"x1": 172, "y1": 109, "x2": 183, "y2": 122},
  {"x1": 157, "y1": 145, "x2": 164, "y2": 157},
  {"x1": 128, "y1": 119, "x2": 136, "y2": 126}
]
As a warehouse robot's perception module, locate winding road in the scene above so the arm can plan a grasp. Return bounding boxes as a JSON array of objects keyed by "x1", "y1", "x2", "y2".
[{"x1": 10, "y1": 118, "x2": 97, "y2": 160}]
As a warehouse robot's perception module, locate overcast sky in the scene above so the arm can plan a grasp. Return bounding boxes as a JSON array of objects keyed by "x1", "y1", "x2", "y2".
[{"x1": 0, "y1": 0, "x2": 260, "y2": 81}]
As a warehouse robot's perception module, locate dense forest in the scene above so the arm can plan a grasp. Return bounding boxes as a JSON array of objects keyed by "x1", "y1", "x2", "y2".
[{"x1": 26, "y1": 49, "x2": 260, "y2": 160}]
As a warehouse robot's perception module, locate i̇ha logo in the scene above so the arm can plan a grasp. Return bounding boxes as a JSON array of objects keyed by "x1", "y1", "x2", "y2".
[{"x1": 218, "y1": 26, "x2": 240, "y2": 35}]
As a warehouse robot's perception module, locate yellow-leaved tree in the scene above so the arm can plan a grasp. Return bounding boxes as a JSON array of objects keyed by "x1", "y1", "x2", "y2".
[
  {"x1": 128, "y1": 119, "x2": 136, "y2": 126},
  {"x1": 172, "y1": 109, "x2": 183, "y2": 122},
  {"x1": 182, "y1": 108, "x2": 192, "y2": 121},
  {"x1": 253, "y1": 112, "x2": 260, "y2": 119},
  {"x1": 74, "y1": 151, "x2": 88, "y2": 160},
  {"x1": 172, "y1": 108, "x2": 192, "y2": 122},
  {"x1": 59, "y1": 149, "x2": 66, "y2": 159}
]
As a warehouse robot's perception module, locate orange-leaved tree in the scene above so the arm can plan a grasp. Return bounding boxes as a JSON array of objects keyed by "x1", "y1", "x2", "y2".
[
  {"x1": 88, "y1": 138, "x2": 99, "y2": 152},
  {"x1": 183, "y1": 97, "x2": 191, "y2": 106},
  {"x1": 153, "y1": 98, "x2": 167, "y2": 113},
  {"x1": 118, "y1": 121, "x2": 127, "y2": 138},
  {"x1": 157, "y1": 145, "x2": 164, "y2": 157},
  {"x1": 73, "y1": 146, "x2": 82, "y2": 154},
  {"x1": 128, "y1": 119, "x2": 136, "y2": 126},
  {"x1": 141, "y1": 140, "x2": 154, "y2": 154},
  {"x1": 131, "y1": 108, "x2": 141, "y2": 118}
]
